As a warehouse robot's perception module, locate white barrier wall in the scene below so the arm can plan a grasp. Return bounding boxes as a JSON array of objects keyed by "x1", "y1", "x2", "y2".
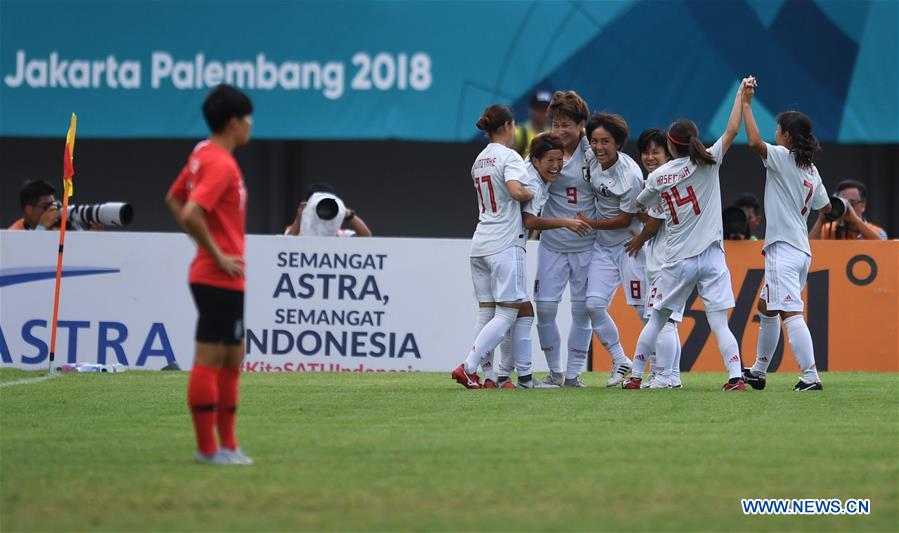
[{"x1": 0, "y1": 231, "x2": 573, "y2": 372}]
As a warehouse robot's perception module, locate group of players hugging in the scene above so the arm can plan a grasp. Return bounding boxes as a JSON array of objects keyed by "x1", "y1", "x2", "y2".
[{"x1": 453, "y1": 76, "x2": 830, "y2": 393}]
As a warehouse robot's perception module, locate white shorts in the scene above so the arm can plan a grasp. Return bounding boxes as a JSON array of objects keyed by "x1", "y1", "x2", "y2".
[
  {"x1": 653, "y1": 243, "x2": 735, "y2": 314},
  {"x1": 760, "y1": 241, "x2": 810, "y2": 312},
  {"x1": 470, "y1": 246, "x2": 527, "y2": 303},
  {"x1": 533, "y1": 245, "x2": 592, "y2": 302},
  {"x1": 645, "y1": 273, "x2": 685, "y2": 322},
  {"x1": 585, "y1": 240, "x2": 646, "y2": 307}
]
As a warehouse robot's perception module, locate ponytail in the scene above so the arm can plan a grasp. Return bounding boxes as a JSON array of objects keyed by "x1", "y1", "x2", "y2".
[
  {"x1": 777, "y1": 111, "x2": 820, "y2": 169},
  {"x1": 668, "y1": 119, "x2": 715, "y2": 165},
  {"x1": 476, "y1": 104, "x2": 514, "y2": 134}
]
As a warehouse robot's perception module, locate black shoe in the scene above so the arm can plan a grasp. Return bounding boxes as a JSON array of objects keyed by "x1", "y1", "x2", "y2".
[
  {"x1": 742, "y1": 368, "x2": 766, "y2": 390},
  {"x1": 794, "y1": 380, "x2": 823, "y2": 391}
]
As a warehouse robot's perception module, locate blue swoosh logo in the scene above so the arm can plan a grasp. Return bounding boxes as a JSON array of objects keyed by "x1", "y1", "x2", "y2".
[{"x1": 0, "y1": 266, "x2": 120, "y2": 288}]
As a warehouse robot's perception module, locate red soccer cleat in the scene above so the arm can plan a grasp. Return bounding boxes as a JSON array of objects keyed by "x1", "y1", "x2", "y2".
[
  {"x1": 451, "y1": 364, "x2": 481, "y2": 389},
  {"x1": 483, "y1": 379, "x2": 498, "y2": 389},
  {"x1": 722, "y1": 379, "x2": 747, "y2": 391},
  {"x1": 500, "y1": 380, "x2": 516, "y2": 389},
  {"x1": 621, "y1": 377, "x2": 642, "y2": 390}
]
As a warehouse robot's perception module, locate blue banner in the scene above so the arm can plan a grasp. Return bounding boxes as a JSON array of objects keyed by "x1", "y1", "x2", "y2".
[{"x1": 1, "y1": 0, "x2": 896, "y2": 141}]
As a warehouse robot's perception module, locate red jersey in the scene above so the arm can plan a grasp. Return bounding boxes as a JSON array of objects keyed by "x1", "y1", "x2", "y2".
[{"x1": 169, "y1": 140, "x2": 247, "y2": 291}]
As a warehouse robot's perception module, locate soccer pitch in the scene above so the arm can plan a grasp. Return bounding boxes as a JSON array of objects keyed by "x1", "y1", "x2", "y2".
[{"x1": 1, "y1": 370, "x2": 896, "y2": 532}]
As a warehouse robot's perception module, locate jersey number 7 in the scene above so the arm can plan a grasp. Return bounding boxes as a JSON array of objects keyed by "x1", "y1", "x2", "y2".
[
  {"x1": 660, "y1": 185, "x2": 700, "y2": 224},
  {"x1": 475, "y1": 175, "x2": 497, "y2": 214},
  {"x1": 801, "y1": 179, "x2": 813, "y2": 215}
]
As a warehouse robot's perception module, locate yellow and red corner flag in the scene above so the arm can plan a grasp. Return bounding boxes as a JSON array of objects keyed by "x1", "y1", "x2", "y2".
[{"x1": 62, "y1": 113, "x2": 77, "y2": 198}]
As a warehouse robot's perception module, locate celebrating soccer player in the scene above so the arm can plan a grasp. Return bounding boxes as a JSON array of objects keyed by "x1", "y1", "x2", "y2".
[
  {"x1": 627, "y1": 78, "x2": 754, "y2": 391},
  {"x1": 740, "y1": 77, "x2": 832, "y2": 391},
  {"x1": 452, "y1": 104, "x2": 534, "y2": 389}
]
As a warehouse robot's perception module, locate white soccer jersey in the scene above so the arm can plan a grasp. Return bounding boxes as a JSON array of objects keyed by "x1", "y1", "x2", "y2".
[
  {"x1": 470, "y1": 143, "x2": 529, "y2": 257},
  {"x1": 761, "y1": 143, "x2": 829, "y2": 256},
  {"x1": 586, "y1": 150, "x2": 644, "y2": 246},
  {"x1": 522, "y1": 163, "x2": 551, "y2": 217},
  {"x1": 639, "y1": 137, "x2": 725, "y2": 263},
  {"x1": 643, "y1": 203, "x2": 668, "y2": 280},
  {"x1": 538, "y1": 136, "x2": 597, "y2": 252}
]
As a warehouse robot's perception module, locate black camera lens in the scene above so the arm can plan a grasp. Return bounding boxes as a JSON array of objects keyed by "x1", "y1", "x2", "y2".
[{"x1": 316, "y1": 198, "x2": 339, "y2": 221}]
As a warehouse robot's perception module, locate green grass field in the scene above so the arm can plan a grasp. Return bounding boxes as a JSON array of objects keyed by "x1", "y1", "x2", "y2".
[{"x1": 1, "y1": 369, "x2": 897, "y2": 532}]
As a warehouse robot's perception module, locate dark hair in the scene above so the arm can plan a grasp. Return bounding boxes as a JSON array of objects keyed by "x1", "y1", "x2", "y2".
[
  {"x1": 547, "y1": 90, "x2": 588, "y2": 124},
  {"x1": 304, "y1": 182, "x2": 338, "y2": 201},
  {"x1": 475, "y1": 104, "x2": 514, "y2": 134},
  {"x1": 585, "y1": 112, "x2": 629, "y2": 148},
  {"x1": 667, "y1": 119, "x2": 716, "y2": 165},
  {"x1": 637, "y1": 128, "x2": 672, "y2": 159},
  {"x1": 202, "y1": 84, "x2": 253, "y2": 133},
  {"x1": 777, "y1": 111, "x2": 820, "y2": 169},
  {"x1": 19, "y1": 179, "x2": 56, "y2": 209},
  {"x1": 529, "y1": 132, "x2": 564, "y2": 160},
  {"x1": 735, "y1": 193, "x2": 761, "y2": 215},
  {"x1": 836, "y1": 179, "x2": 867, "y2": 202}
]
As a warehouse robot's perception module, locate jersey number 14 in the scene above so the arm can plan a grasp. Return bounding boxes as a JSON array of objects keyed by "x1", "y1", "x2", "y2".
[{"x1": 660, "y1": 185, "x2": 700, "y2": 224}]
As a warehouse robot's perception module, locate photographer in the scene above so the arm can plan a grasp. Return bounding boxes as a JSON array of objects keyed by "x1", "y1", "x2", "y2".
[
  {"x1": 283, "y1": 183, "x2": 372, "y2": 237},
  {"x1": 9, "y1": 180, "x2": 61, "y2": 230},
  {"x1": 810, "y1": 179, "x2": 887, "y2": 240}
]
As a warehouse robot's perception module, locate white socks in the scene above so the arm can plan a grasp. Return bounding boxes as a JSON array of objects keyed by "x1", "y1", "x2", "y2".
[
  {"x1": 706, "y1": 309, "x2": 742, "y2": 379},
  {"x1": 566, "y1": 300, "x2": 592, "y2": 379},
  {"x1": 497, "y1": 332, "x2": 514, "y2": 378},
  {"x1": 655, "y1": 322, "x2": 679, "y2": 381},
  {"x1": 535, "y1": 300, "x2": 563, "y2": 373},
  {"x1": 784, "y1": 315, "x2": 820, "y2": 384},
  {"x1": 465, "y1": 306, "x2": 518, "y2": 374},
  {"x1": 634, "y1": 308, "x2": 669, "y2": 376},
  {"x1": 512, "y1": 316, "x2": 535, "y2": 377},
  {"x1": 586, "y1": 296, "x2": 628, "y2": 365},
  {"x1": 751, "y1": 314, "x2": 781, "y2": 376}
]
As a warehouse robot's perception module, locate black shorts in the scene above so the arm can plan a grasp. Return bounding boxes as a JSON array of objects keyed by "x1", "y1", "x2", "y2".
[{"x1": 190, "y1": 284, "x2": 245, "y2": 345}]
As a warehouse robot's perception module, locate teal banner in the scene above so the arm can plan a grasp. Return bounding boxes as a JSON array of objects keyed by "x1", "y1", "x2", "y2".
[{"x1": 1, "y1": 0, "x2": 896, "y2": 141}]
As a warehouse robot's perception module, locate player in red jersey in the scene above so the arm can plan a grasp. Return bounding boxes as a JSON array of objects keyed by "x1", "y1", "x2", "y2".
[{"x1": 166, "y1": 84, "x2": 253, "y2": 465}]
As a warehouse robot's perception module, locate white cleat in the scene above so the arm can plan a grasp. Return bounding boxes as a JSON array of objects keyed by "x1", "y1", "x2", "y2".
[
  {"x1": 563, "y1": 376, "x2": 587, "y2": 388},
  {"x1": 535, "y1": 372, "x2": 564, "y2": 388},
  {"x1": 606, "y1": 360, "x2": 632, "y2": 387},
  {"x1": 220, "y1": 447, "x2": 254, "y2": 465}
]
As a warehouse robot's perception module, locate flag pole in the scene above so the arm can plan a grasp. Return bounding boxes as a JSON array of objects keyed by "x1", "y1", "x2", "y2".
[{"x1": 48, "y1": 114, "x2": 77, "y2": 374}]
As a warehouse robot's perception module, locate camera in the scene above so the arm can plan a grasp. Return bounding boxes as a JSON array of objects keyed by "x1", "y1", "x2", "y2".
[
  {"x1": 52, "y1": 201, "x2": 134, "y2": 228},
  {"x1": 299, "y1": 192, "x2": 345, "y2": 236},
  {"x1": 722, "y1": 206, "x2": 749, "y2": 240},
  {"x1": 823, "y1": 196, "x2": 848, "y2": 222}
]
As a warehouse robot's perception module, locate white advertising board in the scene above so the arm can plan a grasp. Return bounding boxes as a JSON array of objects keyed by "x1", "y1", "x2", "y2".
[{"x1": 1, "y1": 231, "x2": 573, "y2": 372}]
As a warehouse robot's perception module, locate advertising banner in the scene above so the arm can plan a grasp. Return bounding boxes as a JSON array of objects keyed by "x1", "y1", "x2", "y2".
[
  {"x1": 1, "y1": 231, "x2": 896, "y2": 372},
  {"x1": 2, "y1": 1, "x2": 895, "y2": 142}
]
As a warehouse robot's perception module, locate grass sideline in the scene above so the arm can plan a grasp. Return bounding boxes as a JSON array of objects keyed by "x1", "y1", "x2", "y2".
[{"x1": 1, "y1": 369, "x2": 897, "y2": 531}]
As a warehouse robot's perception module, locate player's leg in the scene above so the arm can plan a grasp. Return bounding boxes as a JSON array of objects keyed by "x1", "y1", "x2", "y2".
[
  {"x1": 563, "y1": 249, "x2": 593, "y2": 387},
  {"x1": 453, "y1": 257, "x2": 494, "y2": 388},
  {"x1": 777, "y1": 245, "x2": 821, "y2": 391},
  {"x1": 585, "y1": 243, "x2": 631, "y2": 387},
  {"x1": 534, "y1": 245, "x2": 568, "y2": 386},
  {"x1": 459, "y1": 249, "x2": 524, "y2": 383},
  {"x1": 744, "y1": 244, "x2": 781, "y2": 389},
  {"x1": 188, "y1": 284, "x2": 227, "y2": 463},
  {"x1": 496, "y1": 331, "x2": 514, "y2": 387},
  {"x1": 696, "y1": 246, "x2": 743, "y2": 391},
  {"x1": 640, "y1": 257, "x2": 695, "y2": 388},
  {"x1": 511, "y1": 301, "x2": 536, "y2": 387},
  {"x1": 619, "y1": 246, "x2": 651, "y2": 387},
  {"x1": 214, "y1": 288, "x2": 251, "y2": 464}
]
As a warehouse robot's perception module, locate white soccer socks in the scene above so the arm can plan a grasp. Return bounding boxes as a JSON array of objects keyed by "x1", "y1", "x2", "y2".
[
  {"x1": 566, "y1": 301, "x2": 592, "y2": 379},
  {"x1": 465, "y1": 306, "x2": 517, "y2": 374},
  {"x1": 751, "y1": 314, "x2": 781, "y2": 377},
  {"x1": 512, "y1": 316, "x2": 535, "y2": 377},
  {"x1": 535, "y1": 300, "x2": 563, "y2": 373},
  {"x1": 586, "y1": 297, "x2": 629, "y2": 365},
  {"x1": 706, "y1": 309, "x2": 742, "y2": 379},
  {"x1": 784, "y1": 315, "x2": 820, "y2": 384}
]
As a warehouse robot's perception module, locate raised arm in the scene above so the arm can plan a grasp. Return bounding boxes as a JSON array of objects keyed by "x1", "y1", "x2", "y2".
[
  {"x1": 741, "y1": 77, "x2": 767, "y2": 159},
  {"x1": 721, "y1": 77, "x2": 753, "y2": 155}
]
